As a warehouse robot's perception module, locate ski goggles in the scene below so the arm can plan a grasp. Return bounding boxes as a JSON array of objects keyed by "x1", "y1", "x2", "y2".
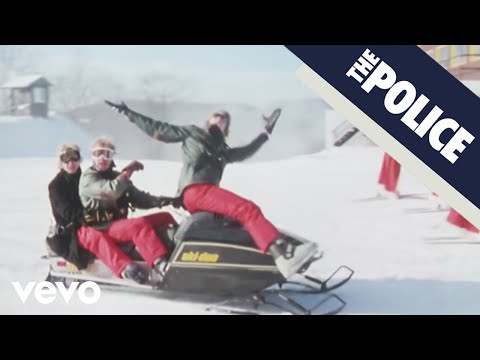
[
  {"x1": 60, "y1": 150, "x2": 81, "y2": 163},
  {"x1": 91, "y1": 147, "x2": 116, "y2": 160}
]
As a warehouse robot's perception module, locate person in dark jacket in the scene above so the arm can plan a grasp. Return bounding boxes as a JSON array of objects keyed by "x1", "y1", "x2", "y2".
[
  {"x1": 49, "y1": 143, "x2": 176, "y2": 285},
  {"x1": 104, "y1": 101, "x2": 318, "y2": 279},
  {"x1": 78, "y1": 136, "x2": 178, "y2": 284},
  {"x1": 47, "y1": 144, "x2": 94, "y2": 270}
]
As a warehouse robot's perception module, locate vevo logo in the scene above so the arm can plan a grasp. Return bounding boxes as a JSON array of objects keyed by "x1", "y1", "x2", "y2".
[{"x1": 12, "y1": 281, "x2": 101, "y2": 305}]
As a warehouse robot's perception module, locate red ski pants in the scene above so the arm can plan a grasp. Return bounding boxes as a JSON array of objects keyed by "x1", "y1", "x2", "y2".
[
  {"x1": 77, "y1": 212, "x2": 176, "y2": 276},
  {"x1": 182, "y1": 183, "x2": 281, "y2": 252}
]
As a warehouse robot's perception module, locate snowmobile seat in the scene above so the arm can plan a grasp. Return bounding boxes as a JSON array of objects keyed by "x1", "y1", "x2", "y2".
[{"x1": 173, "y1": 212, "x2": 255, "y2": 248}]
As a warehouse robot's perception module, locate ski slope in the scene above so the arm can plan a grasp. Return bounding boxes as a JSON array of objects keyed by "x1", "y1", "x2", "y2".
[{"x1": 1, "y1": 146, "x2": 480, "y2": 315}]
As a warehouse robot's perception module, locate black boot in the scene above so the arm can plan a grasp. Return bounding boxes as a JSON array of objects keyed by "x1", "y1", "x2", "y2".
[
  {"x1": 121, "y1": 263, "x2": 150, "y2": 284},
  {"x1": 269, "y1": 238, "x2": 319, "y2": 279},
  {"x1": 269, "y1": 238, "x2": 294, "y2": 260}
]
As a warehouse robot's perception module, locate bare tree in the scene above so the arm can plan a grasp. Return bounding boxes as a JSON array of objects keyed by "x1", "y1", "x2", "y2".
[
  {"x1": 0, "y1": 45, "x2": 31, "y2": 112},
  {"x1": 49, "y1": 53, "x2": 128, "y2": 113},
  {"x1": 0, "y1": 45, "x2": 30, "y2": 77},
  {"x1": 49, "y1": 53, "x2": 93, "y2": 112},
  {"x1": 140, "y1": 72, "x2": 189, "y2": 102},
  {"x1": 137, "y1": 72, "x2": 190, "y2": 116}
]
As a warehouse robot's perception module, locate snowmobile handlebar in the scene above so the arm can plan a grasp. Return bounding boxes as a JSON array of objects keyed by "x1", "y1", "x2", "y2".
[{"x1": 155, "y1": 196, "x2": 184, "y2": 209}]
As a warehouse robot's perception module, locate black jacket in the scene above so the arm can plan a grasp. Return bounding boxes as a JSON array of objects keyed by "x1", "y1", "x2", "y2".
[
  {"x1": 49, "y1": 169, "x2": 85, "y2": 228},
  {"x1": 47, "y1": 169, "x2": 93, "y2": 269}
]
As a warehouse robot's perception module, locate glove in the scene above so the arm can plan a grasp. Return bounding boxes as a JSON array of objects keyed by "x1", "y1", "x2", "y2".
[
  {"x1": 263, "y1": 108, "x2": 281, "y2": 135},
  {"x1": 155, "y1": 196, "x2": 183, "y2": 209},
  {"x1": 122, "y1": 160, "x2": 144, "y2": 174},
  {"x1": 105, "y1": 100, "x2": 129, "y2": 115}
]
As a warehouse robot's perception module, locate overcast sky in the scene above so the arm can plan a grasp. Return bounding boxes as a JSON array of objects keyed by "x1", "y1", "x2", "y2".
[{"x1": 28, "y1": 45, "x2": 316, "y2": 105}]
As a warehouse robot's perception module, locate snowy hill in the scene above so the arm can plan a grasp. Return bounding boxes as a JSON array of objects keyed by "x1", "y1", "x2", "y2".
[
  {"x1": 0, "y1": 115, "x2": 91, "y2": 158},
  {"x1": 1, "y1": 146, "x2": 480, "y2": 314}
]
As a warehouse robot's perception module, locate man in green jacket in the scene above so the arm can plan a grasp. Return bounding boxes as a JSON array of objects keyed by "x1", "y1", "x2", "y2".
[
  {"x1": 105, "y1": 101, "x2": 318, "y2": 279},
  {"x1": 79, "y1": 136, "x2": 177, "y2": 284}
]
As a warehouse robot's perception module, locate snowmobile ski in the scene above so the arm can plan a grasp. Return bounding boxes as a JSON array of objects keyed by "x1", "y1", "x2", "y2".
[
  {"x1": 354, "y1": 193, "x2": 429, "y2": 202},
  {"x1": 405, "y1": 207, "x2": 449, "y2": 214},
  {"x1": 206, "y1": 265, "x2": 354, "y2": 315}
]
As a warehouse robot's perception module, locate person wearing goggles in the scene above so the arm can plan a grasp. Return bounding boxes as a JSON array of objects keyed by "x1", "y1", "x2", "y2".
[
  {"x1": 105, "y1": 101, "x2": 319, "y2": 279},
  {"x1": 91, "y1": 147, "x2": 116, "y2": 161},
  {"x1": 48, "y1": 144, "x2": 112, "y2": 270},
  {"x1": 78, "y1": 136, "x2": 177, "y2": 284},
  {"x1": 59, "y1": 148, "x2": 81, "y2": 163}
]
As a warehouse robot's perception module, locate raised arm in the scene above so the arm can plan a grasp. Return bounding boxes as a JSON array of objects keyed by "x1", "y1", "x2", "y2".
[
  {"x1": 225, "y1": 108, "x2": 281, "y2": 163},
  {"x1": 225, "y1": 133, "x2": 269, "y2": 163},
  {"x1": 105, "y1": 100, "x2": 193, "y2": 143}
]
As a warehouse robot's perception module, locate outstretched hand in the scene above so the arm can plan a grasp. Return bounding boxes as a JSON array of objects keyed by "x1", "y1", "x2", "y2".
[
  {"x1": 105, "y1": 100, "x2": 129, "y2": 115},
  {"x1": 263, "y1": 108, "x2": 281, "y2": 135}
]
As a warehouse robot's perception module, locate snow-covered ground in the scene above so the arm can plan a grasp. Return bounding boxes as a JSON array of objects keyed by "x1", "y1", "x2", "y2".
[
  {"x1": 2, "y1": 146, "x2": 480, "y2": 315},
  {"x1": 0, "y1": 115, "x2": 91, "y2": 158}
]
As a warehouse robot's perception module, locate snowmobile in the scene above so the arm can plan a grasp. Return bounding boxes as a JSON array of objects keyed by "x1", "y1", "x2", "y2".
[{"x1": 44, "y1": 209, "x2": 354, "y2": 315}]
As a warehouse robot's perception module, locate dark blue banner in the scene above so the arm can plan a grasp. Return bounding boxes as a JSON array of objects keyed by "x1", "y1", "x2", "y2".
[{"x1": 286, "y1": 45, "x2": 480, "y2": 212}]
